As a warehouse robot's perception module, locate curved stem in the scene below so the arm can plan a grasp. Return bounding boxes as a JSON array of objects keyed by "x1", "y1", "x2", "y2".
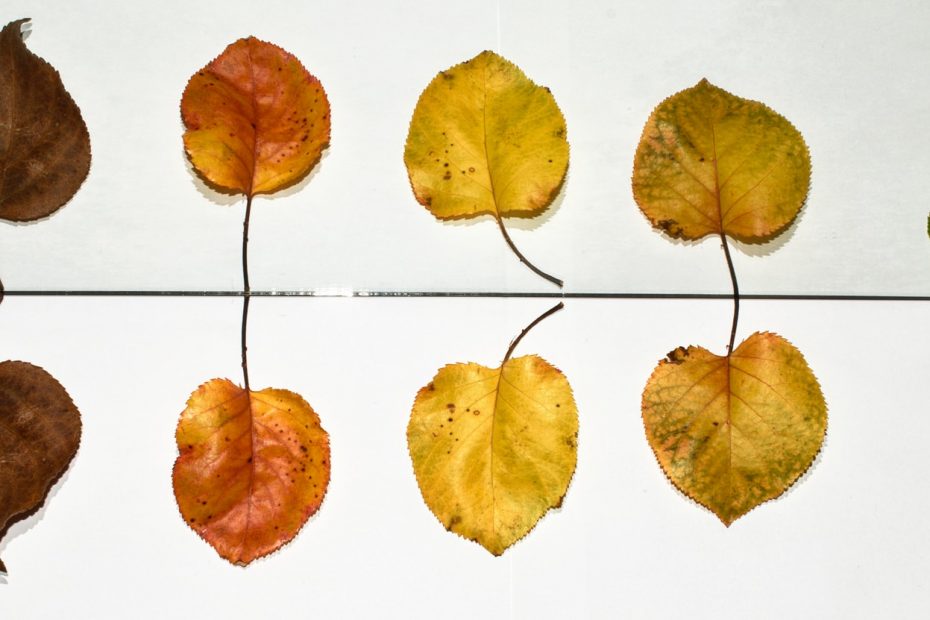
[
  {"x1": 241, "y1": 195, "x2": 253, "y2": 391},
  {"x1": 720, "y1": 231, "x2": 739, "y2": 356},
  {"x1": 495, "y1": 216, "x2": 563, "y2": 288},
  {"x1": 502, "y1": 301, "x2": 564, "y2": 365}
]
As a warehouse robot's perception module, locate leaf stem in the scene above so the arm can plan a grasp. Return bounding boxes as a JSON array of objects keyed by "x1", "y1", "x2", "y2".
[
  {"x1": 502, "y1": 301, "x2": 564, "y2": 364},
  {"x1": 241, "y1": 195, "x2": 253, "y2": 392},
  {"x1": 720, "y1": 231, "x2": 739, "y2": 356},
  {"x1": 495, "y1": 215, "x2": 563, "y2": 288}
]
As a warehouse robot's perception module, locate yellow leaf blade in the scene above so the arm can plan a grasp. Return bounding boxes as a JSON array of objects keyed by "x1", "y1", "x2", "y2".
[
  {"x1": 408, "y1": 355, "x2": 578, "y2": 555},
  {"x1": 632, "y1": 79, "x2": 810, "y2": 243},
  {"x1": 404, "y1": 50, "x2": 569, "y2": 221},
  {"x1": 642, "y1": 332, "x2": 826, "y2": 525}
]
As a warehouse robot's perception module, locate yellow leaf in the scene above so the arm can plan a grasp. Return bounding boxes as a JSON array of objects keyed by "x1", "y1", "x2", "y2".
[
  {"x1": 404, "y1": 50, "x2": 568, "y2": 286},
  {"x1": 642, "y1": 332, "x2": 826, "y2": 525},
  {"x1": 405, "y1": 50, "x2": 568, "y2": 219},
  {"x1": 632, "y1": 79, "x2": 810, "y2": 243},
  {"x1": 408, "y1": 355, "x2": 578, "y2": 555}
]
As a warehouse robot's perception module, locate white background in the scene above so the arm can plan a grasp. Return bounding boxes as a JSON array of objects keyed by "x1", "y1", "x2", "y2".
[
  {"x1": 1, "y1": 1, "x2": 929, "y2": 618},
  {"x1": 2, "y1": 298, "x2": 929, "y2": 618},
  {"x1": 0, "y1": 0, "x2": 928, "y2": 295}
]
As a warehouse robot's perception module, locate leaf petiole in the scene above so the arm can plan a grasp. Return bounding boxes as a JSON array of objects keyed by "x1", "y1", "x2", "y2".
[
  {"x1": 241, "y1": 195, "x2": 253, "y2": 391},
  {"x1": 495, "y1": 216, "x2": 563, "y2": 288},
  {"x1": 503, "y1": 301, "x2": 564, "y2": 364},
  {"x1": 719, "y1": 231, "x2": 740, "y2": 356}
]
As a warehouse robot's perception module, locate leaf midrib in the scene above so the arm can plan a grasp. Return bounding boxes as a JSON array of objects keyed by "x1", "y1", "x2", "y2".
[{"x1": 481, "y1": 56, "x2": 500, "y2": 219}]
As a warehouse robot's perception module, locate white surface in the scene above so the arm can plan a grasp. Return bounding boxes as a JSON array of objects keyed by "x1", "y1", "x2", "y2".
[
  {"x1": 0, "y1": 297, "x2": 928, "y2": 618},
  {"x1": 0, "y1": 0, "x2": 928, "y2": 294},
  {"x1": 1, "y1": 1, "x2": 930, "y2": 618}
]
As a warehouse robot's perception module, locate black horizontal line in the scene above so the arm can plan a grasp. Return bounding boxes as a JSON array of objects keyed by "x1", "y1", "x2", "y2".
[{"x1": 2, "y1": 290, "x2": 929, "y2": 301}]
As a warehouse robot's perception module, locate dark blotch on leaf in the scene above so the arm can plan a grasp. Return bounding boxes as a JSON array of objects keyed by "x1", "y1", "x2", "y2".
[
  {"x1": 656, "y1": 219, "x2": 684, "y2": 238},
  {"x1": 666, "y1": 347, "x2": 689, "y2": 364}
]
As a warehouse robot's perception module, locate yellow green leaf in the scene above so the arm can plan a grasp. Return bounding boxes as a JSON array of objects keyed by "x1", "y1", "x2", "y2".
[
  {"x1": 404, "y1": 50, "x2": 568, "y2": 286},
  {"x1": 632, "y1": 79, "x2": 810, "y2": 243},
  {"x1": 642, "y1": 332, "x2": 826, "y2": 525},
  {"x1": 408, "y1": 354, "x2": 578, "y2": 555}
]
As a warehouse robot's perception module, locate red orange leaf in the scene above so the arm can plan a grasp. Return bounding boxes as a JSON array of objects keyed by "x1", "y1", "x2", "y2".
[
  {"x1": 173, "y1": 379, "x2": 330, "y2": 565},
  {"x1": 181, "y1": 36, "x2": 330, "y2": 197}
]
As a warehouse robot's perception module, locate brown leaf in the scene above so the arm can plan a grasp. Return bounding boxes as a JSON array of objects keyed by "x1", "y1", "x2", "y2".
[
  {"x1": 0, "y1": 19, "x2": 91, "y2": 221},
  {"x1": 0, "y1": 360, "x2": 81, "y2": 573}
]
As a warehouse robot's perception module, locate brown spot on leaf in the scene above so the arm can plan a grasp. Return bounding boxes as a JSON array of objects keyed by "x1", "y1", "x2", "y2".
[
  {"x1": 666, "y1": 347, "x2": 689, "y2": 364},
  {"x1": 656, "y1": 219, "x2": 684, "y2": 238}
]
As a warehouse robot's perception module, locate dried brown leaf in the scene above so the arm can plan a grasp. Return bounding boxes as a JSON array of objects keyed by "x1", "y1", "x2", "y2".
[
  {"x1": 0, "y1": 19, "x2": 91, "y2": 221},
  {"x1": 0, "y1": 360, "x2": 81, "y2": 572}
]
